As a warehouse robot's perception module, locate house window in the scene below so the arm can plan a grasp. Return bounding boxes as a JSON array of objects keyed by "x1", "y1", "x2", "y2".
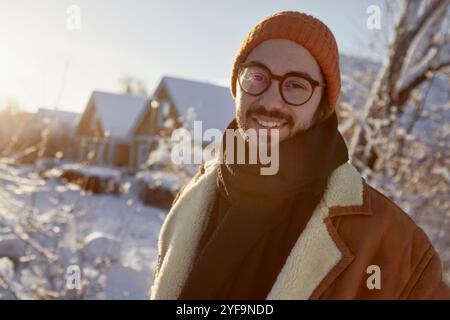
[
  {"x1": 161, "y1": 101, "x2": 170, "y2": 119},
  {"x1": 159, "y1": 100, "x2": 172, "y2": 128},
  {"x1": 138, "y1": 143, "x2": 151, "y2": 167}
]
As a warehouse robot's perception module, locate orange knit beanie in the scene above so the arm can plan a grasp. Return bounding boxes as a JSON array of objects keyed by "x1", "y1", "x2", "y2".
[{"x1": 230, "y1": 11, "x2": 341, "y2": 110}]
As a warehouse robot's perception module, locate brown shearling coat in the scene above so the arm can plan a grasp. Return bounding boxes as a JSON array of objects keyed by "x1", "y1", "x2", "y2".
[{"x1": 150, "y1": 160, "x2": 450, "y2": 300}]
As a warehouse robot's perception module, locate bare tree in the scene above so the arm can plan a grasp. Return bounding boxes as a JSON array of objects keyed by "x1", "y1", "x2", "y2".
[
  {"x1": 337, "y1": 0, "x2": 450, "y2": 284},
  {"x1": 119, "y1": 76, "x2": 148, "y2": 97},
  {"x1": 349, "y1": 0, "x2": 450, "y2": 169}
]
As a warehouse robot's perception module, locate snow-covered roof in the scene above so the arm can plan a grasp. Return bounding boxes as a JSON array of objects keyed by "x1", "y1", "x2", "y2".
[
  {"x1": 37, "y1": 108, "x2": 81, "y2": 130},
  {"x1": 90, "y1": 91, "x2": 147, "y2": 138},
  {"x1": 157, "y1": 76, "x2": 235, "y2": 131}
]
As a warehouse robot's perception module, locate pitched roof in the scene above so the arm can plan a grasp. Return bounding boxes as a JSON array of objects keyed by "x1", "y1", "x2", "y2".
[
  {"x1": 90, "y1": 91, "x2": 147, "y2": 138},
  {"x1": 36, "y1": 108, "x2": 81, "y2": 130},
  {"x1": 157, "y1": 76, "x2": 235, "y2": 131}
]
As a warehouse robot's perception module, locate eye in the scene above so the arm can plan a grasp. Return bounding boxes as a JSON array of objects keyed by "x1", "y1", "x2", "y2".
[
  {"x1": 284, "y1": 79, "x2": 307, "y2": 90},
  {"x1": 250, "y1": 72, "x2": 266, "y2": 82}
]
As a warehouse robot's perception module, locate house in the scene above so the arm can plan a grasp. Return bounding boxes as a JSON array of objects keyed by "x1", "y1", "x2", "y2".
[
  {"x1": 130, "y1": 76, "x2": 235, "y2": 169},
  {"x1": 35, "y1": 107, "x2": 81, "y2": 159},
  {"x1": 75, "y1": 91, "x2": 148, "y2": 170},
  {"x1": 36, "y1": 107, "x2": 80, "y2": 133},
  {"x1": 75, "y1": 76, "x2": 235, "y2": 171}
]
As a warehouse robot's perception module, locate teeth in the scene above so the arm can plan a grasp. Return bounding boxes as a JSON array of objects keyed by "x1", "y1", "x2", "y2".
[{"x1": 255, "y1": 118, "x2": 284, "y2": 128}]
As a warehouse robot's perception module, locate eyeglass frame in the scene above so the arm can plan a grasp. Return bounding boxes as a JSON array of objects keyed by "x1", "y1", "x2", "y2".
[{"x1": 237, "y1": 61, "x2": 327, "y2": 106}]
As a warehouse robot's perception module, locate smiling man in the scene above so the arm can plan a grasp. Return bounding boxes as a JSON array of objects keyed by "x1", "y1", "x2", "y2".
[
  {"x1": 150, "y1": 11, "x2": 450, "y2": 300},
  {"x1": 235, "y1": 39, "x2": 328, "y2": 141}
]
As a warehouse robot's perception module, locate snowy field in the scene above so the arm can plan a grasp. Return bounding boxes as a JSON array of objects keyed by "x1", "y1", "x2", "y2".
[{"x1": 0, "y1": 160, "x2": 166, "y2": 299}]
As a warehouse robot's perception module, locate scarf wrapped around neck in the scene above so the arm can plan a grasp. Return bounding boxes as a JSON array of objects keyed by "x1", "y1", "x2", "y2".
[{"x1": 179, "y1": 112, "x2": 349, "y2": 299}]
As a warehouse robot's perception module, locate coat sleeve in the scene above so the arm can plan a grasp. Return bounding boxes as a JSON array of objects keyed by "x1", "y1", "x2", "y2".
[{"x1": 405, "y1": 246, "x2": 450, "y2": 300}]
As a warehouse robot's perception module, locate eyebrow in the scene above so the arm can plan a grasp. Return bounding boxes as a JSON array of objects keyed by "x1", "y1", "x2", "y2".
[{"x1": 247, "y1": 60, "x2": 315, "y2": 79}]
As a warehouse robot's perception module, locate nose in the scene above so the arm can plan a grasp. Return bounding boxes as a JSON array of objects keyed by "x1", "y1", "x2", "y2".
[{"x1": 259, "y1": 80, "x2": 284, "y2": 112}]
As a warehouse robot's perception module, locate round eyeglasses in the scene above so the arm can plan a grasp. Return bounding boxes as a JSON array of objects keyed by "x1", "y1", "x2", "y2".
[{"x1": 237, "y1": 62, "x2": 326, "y2": 106}]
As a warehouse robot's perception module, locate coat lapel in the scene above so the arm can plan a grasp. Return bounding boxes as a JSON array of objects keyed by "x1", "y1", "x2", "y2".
[
  {"x1": 150, "y1": 160, "x2": 219, "y2": 299},
  {"x1": 267, "y1": 162, "x2": 371, "y2": 299},
  {"x1": 151, "y1": 161, "x2": 372, "y2": 300}
]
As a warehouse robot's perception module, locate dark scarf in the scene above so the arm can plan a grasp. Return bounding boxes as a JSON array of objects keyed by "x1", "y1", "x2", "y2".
[{"x1": 179, "y1": 112, "x2": 349, "y2": 299}]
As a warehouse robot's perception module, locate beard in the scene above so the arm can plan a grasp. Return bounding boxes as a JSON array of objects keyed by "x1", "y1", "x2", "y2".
[
  {"x1": 236, "y1": 99, "x2": 326, "y2": 142},
  {"x1": 237, "y1": 101, "x2": 292, "y2": 129}
]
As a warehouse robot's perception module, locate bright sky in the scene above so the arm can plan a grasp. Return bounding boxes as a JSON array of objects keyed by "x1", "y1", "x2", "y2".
[{"x1": 0, "y1": 0, "x2": 395, "y2": 113}]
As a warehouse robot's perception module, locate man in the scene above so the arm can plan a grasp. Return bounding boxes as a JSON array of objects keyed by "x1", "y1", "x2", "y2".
[{"x1": 150, "y1": 11, "x2": 450, "y2": 299}]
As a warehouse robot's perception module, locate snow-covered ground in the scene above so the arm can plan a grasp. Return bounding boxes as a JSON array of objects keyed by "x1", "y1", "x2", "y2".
[{"x1": 0, "y1": 160, "x2": 166, "y2": 299}]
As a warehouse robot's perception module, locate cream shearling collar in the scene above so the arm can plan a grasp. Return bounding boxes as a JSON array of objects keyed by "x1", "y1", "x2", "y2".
[{"x1": 150, "y1": 160, "x2": 371, "y2": 300}]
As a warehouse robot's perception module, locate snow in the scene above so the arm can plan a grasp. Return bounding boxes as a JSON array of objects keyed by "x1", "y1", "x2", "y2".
[
  {"x1": 339, "y1": 54, "x2": 380, "y2": 108},
  {"x1": 0, "y1": 257, "x2": 14, "y2": 285},
  {"x1": 144, "y1": 139, "x2": 173, "y2": 169},
  {"x1": 142, "y1": 136, "x2": 199, "y2": 181},
  {"x1": 156, "y1": 76, "x2": 235, "y2": 132},
  {"x1": 136, "y1": 170, "x2": 182, "y2": 191},
  {"x1": 82, "y1": 232, "x2": 122, "y2": 262},
  {"x1": 393, "y1": 0, "x2": 449, "y2": 99},
  {"x1": 58, "y1": 163, "x2": 123, "y2": 180},
  {"x1": 339, "y1": 53, "x2": 449, "y2": 127},
  {"x1": 0, "y1": 160, "x2": 166, "y2": 299},
  {"x1": 104, "y1": 264, "x2": 151, "y2": 299},
  {"x1": 36, "y1": 108, "x2": 81, "y2": 132},
  {"x1": 90, "y1": 91, "x2": 148, "y2": 138}
]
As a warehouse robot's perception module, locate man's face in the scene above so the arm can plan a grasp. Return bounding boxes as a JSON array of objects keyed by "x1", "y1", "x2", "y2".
[{"x1": 235, "y1": 39, "x2": 325, "y2": 142}]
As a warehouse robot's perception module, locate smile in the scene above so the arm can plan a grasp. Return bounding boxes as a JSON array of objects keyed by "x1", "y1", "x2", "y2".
[{"x1": 253, "y1": 115, "x2": 288, "y2": 129}]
